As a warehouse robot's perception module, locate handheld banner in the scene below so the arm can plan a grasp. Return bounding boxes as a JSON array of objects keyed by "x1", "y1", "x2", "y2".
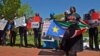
[
  {"x1": 14, "y1": 16, "x2": 26, "y2": 27},
  {"x1": 31, "y1": 22, "x2": 39, "y2": 28},
  {"x1": 0, "y1": 20, "x2": 7, "y2": 30}
]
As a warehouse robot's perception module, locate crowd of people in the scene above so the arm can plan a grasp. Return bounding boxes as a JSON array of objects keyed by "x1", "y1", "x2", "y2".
[
  {"x1": 0, "y1": 13, "x2": 42, "y2": 48},
  {"x1": 0, "y1": 6, "x2": 100, "y2": 56}
]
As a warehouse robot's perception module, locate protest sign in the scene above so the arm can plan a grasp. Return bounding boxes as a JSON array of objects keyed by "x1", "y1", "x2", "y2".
[
  {"x1": 31, "y1": 22, "x2": 39, "y2": 28},
  {"x1": 41, "y1": 21, "x2": 54, "y2": 41},
  {"x1": 14, "y1": 16, "x2": 26, "y2": 27},
  {"x1": 0, "y1": 20, "x2": 7, "y2": 30},
  {"x1": 42, "y1": 21, "x2": 51, "y2": 35}
]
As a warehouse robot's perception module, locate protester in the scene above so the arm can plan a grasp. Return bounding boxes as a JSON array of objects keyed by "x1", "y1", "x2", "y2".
[
  {"x1": 9, "y1": 20, "x2": 17, "y2": 46},
  {"x1": 19, "y1": 15, "x2": 27, "y2": 47},
  {"x1": 9, "y1": 14, "x2": 17, "y2": 46},
  {"x1": 88, "y1": 9, "x2": 99, "y2": 50},
  {"x1": 61, "y1": 6, "x2": 87, "y2": 56},
  {"x1": 0, "y1": 15, "x2": 7, "y2": 46},
  {"x1": 6, "y1": 20, "x2": 12, "y2": 45},
  {"x1": 32, "y1": 13, "x2": 42, "y2": 48}
]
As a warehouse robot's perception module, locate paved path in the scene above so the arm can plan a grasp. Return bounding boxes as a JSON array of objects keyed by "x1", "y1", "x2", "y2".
[{"x1": 0, "y1": 46, "x2": 100, "y2": 56}]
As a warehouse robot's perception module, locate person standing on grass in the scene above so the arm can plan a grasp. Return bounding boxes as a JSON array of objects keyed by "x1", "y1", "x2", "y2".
[
  {"x1": 19, "y1": 15, "x2": 28, "y2": 47},
  {"x1": 32, "y1": 13, "x2": 42, "y2": 48},
  {"x1": 9, "y1": 20, "x2": 17, "y2": 46},
  {"x1": 9, "y1": 14, "x2": 17, "y2": 46},
  {"x1": 0, "y1": 15, "x2": 7, "y2": 46},
  {"x1": 6, "y1": 20, "x2": 13, "y2": 46},
  {"x1": 88, "y1": 9, "x2": 99, "y2": 50}
]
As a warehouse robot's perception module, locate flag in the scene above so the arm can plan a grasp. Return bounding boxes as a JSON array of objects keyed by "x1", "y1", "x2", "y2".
[
  {"x1": 57, "y1": 21, "x2": 87, "y2": 29},
  {"x1": 46, "y1": 20, "x2": 65, "y2": 37},
  {"x1": 57, "y1": 21, "x2": 72, "y2": 27},
  {"x1": 84, "y1": 20, "x2": 89, "y2": 24},
  {"x1": 76, "y1": 28, "x2": 87, "y2": 36},
  {"x1": 70, "y1": 22, "x2": 88, "y2": 38},
  {"x1": 71, "y1": 27, "x2": 87, "y2": 38},
  {"x1": 57, "y1": 21, "x2": 88, "y2": 38}
]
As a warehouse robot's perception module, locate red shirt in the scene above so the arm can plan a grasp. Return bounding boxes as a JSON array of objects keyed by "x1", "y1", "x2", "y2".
[
  {"x1": 91, "y1": 12, "x2": 99, "y2": 20},
  {"x1": 32, "y1": 16, "x2": 41, "y2": 22},
  {"x1": 26, "y1": 20, "x2": 32, "y2": 29}
]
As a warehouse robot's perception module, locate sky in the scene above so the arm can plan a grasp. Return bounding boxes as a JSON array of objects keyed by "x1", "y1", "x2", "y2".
[{"x1": 21, "y1": 0, "x2": 100, "y2": 19}]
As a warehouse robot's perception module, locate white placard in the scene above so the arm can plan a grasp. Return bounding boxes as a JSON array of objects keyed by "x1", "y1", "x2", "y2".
[
  {"x1": 31, "y1": 22, "x2": 39, "y2": 28},
  {"x1": 0, "y1": 20, "x2": 7, "y2": 30},
  {"x1": 41, "y1": 20, "x2": 55, "y2": 41},
  {"x1": 41, "y1": 36, "x2": 54, "y2": 42},
  {"x1": 14, "y1": 18, "x2": 20, "y2": 27},
  {"x1": 88, "y1": 20, "x2": 98, "y2": 24},
  {"x1": 14, "y1": 16, "x2": 26, "y2": 27},
  {"x1": 42, "y1": 21, "x2": 51, "y2": 34}
]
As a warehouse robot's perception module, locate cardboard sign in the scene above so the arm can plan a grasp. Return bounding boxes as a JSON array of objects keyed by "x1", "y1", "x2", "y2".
[
  {"x1": 41, "y1": 21, "x2": 51, "y2": 38},
  {"x1": 14, "y1": 19, "x2": 20, "y2": 27},
  {"x1": 31, "y1": 22, "x2": 39, "y2": 28},
  {"x1": 41, "y1": 21, "x2": 54, "y2": 42},
  {"x1": 0, "y1": 20, "x2": 7, "y2": 30},
  {"x1": 14, "y1": 16, "x2": 26, "y2": 27},
  {"x1": 42, "y1": 21, "x2": 51, "y2": 33}
]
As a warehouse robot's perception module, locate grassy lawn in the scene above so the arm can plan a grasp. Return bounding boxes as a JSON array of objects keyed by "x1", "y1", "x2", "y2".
[
  {"x1": 6, "y1": 34, "x2": 35, "y2": 46},
  {"x1": 83, "y1": 31, "x2": 100, "y2": 43},
  {"x1": 6, "y1": 30, "x2": 100, "y2": 46}
]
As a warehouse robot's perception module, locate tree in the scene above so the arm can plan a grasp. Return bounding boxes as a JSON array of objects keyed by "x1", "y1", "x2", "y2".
[
  {"x1": 54, "y1": 14, "x2": 64, "y2": 21},
  {"x1": 0, "y1": 0, "x2": 20, "y2": 19},
  {"x1": 0, "y1": 0, "x2": 4, "y2": 15},
  {"x1": 17, "y1": 4, "x2": 34, "y2": 19}
]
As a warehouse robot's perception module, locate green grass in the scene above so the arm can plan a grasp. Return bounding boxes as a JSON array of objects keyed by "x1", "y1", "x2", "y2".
[
  {"x1": 6, "y1": 30, "x2": 100, "y2": 46},
  {"x1": 83, "y1": 31, "x2": 100, "y2": 42},
  {"x1": 15, "y1": 35, "x2": 34, "y2": 45},
  {"x1": 6, "y1": 33, "x2": 44, "y2": 46},
  {"x1": 6, "y1": 34, "x2": 35, "y2": 46}
]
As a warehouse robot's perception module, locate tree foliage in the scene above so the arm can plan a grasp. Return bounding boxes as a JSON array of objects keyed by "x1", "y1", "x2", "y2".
[
  {"x1": 54, "y1": 14, "x2": 64, "y2": 21},
  {"x1": 0, "y1": 0, "x2": 33, "y2": 20},
  {"x1": 0, "y1": 0, "x2": 4, "y2": 15},
  {"x1": 17, "y1": 4, "x2": 34, "y2": 19},
  {"x1": 0, "y1": 0, "x2": 20, "y2": 19}
]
